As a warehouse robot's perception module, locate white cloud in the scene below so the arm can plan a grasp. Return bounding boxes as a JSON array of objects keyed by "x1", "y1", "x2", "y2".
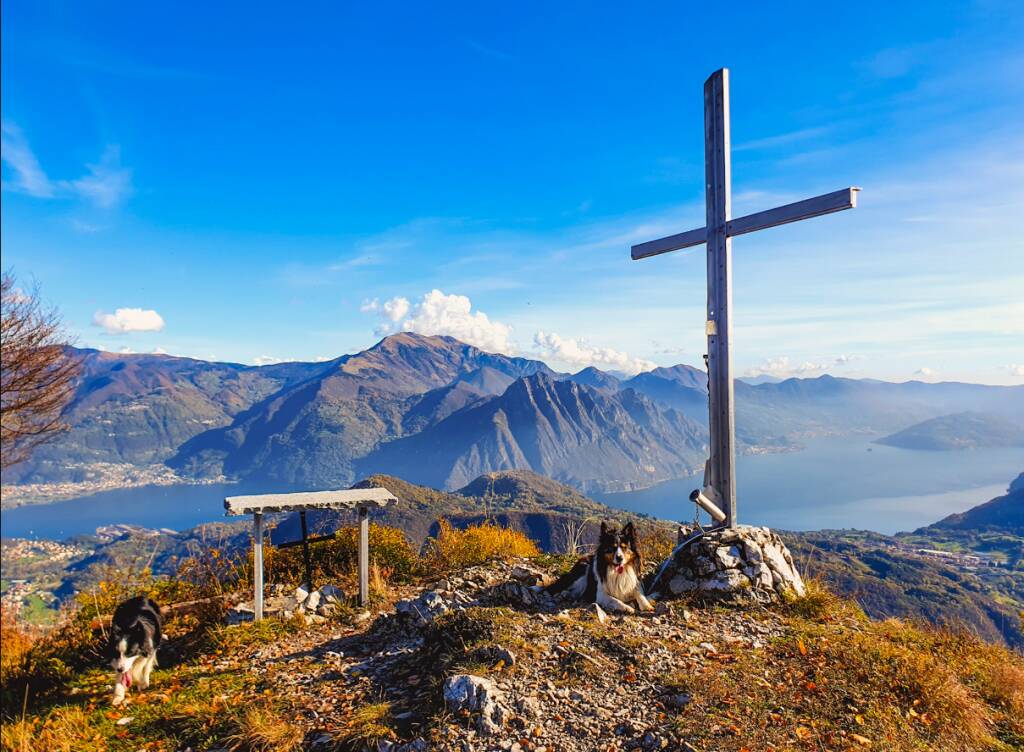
[
  {"x1": 70, "y1": 218, "x2": 104, "y2": 233},
  {"x1": 253, "y1": 355, "x2": 282, "y2": 366},
  {"x1": 361, "y1": 296, "x2": 410, "y2": 328},
  {"x1": 746, "y1": 355, "x2": 854, "y2": 379},
  {"x1": 1007, "y1": 364, "x2": 1024, "y2": 378},
  {"x1": 328, "y1": 253, "x2": 387, "y2": 273},
  {"x1": 914, "y1": 366, "x2": 935, "y2": 378},
  {"x1": 151, "y1": 347, "x2": 168, "y2": 355},
  {"x1": 533, "y1": 331, "x2": 655, "y2": 376},
  {"x1": 92, "y1": 308, "x2": 165, "y2": 334},
  {"x1": 363, "y1": 289, "x2": 515, "y2": 354},
  {"x1": 1, "y1": 123, "x2": 132, "y2": 208},
  {"x1": 732, "y1": 126, "x2": 830, "y2": 153},
  {"x1": 68, "y1": 146, "x2": 133, "y2": 208},
  {"x1": 1, "y1": 123, "x2": 54, "y2": 197}
]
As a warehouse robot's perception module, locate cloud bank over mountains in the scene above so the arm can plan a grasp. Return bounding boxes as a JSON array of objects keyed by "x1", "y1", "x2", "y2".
[
  {"x1": 361, "y1": 289, "x2": 655, "y2": 375},
  {"x1": 532, "y1": 331, "x2": 655, "y2": 375},
  {"x1": 362, "y1": 290, "x2": 514, "y2": 355}
]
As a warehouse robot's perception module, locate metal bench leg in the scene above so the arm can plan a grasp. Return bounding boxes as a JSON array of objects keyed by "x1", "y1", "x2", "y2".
[
  {"x1": 358, "y1": 505, "x2": 369, "y2": 606},
  {"x1": 300, "y1": 510, "x2": 313, "y2": 590},
  {"x1": 253, "y1": 512, "x2": 264, "y2": 621}
]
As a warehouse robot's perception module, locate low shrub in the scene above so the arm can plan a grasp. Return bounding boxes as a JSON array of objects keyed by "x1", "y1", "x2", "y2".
[
  {"x1": 424, "y1": 520, "x2": 540, "y2": 571},
  {"x1": 0, "y1": 609, "x2": 36, "y2": 688},
  {"x1": 636, "y1": 522, "x2": 677, "y2": 569},
  {"x1": 264, "y1": 523, "x2": 419, "y2": 586}
]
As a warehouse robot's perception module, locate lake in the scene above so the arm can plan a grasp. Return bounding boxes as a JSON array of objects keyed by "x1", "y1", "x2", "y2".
[
  {"x1": 595, "y1": 435, "x2": 1023, "y2": 534},
  {"x1": 1, "y1": 436, "x2": 1021, "y2": 540}
]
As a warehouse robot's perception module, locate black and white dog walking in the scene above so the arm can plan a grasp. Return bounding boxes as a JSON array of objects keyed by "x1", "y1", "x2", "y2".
[
  {"x1": 104, "y1": 596, "x2": 162, "y2": 706},
  {"x1": 545, "y1": 521, "x2": 654, "y2": 614}
]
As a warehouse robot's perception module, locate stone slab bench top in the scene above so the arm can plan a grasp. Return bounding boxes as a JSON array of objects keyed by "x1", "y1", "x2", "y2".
[{"x1": 224, "y1": 487, "x2": 397, "y2": 516}]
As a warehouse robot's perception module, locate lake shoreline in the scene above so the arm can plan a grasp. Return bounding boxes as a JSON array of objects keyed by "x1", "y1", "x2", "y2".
[
  {"x1": 1, "y1": 435, "x2": 1019, "y2": 540},
  {"x1": 0, "y1": 466, "x2": 230, "y2": 510}
]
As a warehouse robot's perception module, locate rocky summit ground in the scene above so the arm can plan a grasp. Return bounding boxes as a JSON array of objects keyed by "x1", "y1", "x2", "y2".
[
  {"x1": 188, "y1": 562, "x2": 798, "y2": 751},
  {"x1": 4, "y1": 556, "x2": 1023, "y2": 752}
]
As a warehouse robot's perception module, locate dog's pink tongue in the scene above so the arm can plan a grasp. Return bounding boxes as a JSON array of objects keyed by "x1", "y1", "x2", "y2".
[
  {"x1": 616, "y1": 565, "x2": 625, "y2": 574},
  {"x1": 121, "y1": 672, "x2": 132, "y2": 688}
]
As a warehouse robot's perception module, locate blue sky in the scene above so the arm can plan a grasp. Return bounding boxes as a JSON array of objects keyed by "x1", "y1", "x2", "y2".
[{"x1": 2, "y1": 1, "x2": 1022, "y2": 383}]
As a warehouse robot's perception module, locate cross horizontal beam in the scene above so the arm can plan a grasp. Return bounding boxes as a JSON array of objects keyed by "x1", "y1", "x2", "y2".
[{"x1": 630, "y1": 186, "x2": 860, "y2": 260}]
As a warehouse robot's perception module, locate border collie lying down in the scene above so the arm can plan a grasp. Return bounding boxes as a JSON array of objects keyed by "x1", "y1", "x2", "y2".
[
  {"x1": 104, "y1": 596, "x2": 162, "y2": 706},
  {"x1": 544, "y1": 521, "x2": 654, "y2": 614}
]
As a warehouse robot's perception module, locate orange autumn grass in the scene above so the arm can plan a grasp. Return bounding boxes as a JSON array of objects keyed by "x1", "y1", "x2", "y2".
[{"x1": 424, "y1": 519, "x2": 540, "y2": 571}]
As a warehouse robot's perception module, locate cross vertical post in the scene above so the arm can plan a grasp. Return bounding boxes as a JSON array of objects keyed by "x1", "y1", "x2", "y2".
[
  {"x1": 704, "y1": 69, "x2": 737, "y2": 528},
  {"x1": 629, "y1": 68, "x2": 859, "y2": 531}
]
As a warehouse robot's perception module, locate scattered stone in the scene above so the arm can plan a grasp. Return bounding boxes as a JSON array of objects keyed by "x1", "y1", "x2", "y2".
[
  {"x1": 396, "y1": 590, "x2": 451, "y2": 627},
  {"x1": 319, "y1": 584, "x2": 344, "y2": 604},
  {"x1": 303, "y1": 590, "x2": 322, "y2": 613},
  {"x1": 510, "y1": 563, "x2": 549, "y2": 587},
  {"x1": 442, "y1": 674, "x2": 509, "y2": 735},
  {"x1": 469, "y1": 644, "x2": 517, "y2": 667},
  {"x1": 667, "y1": 693, "x2": 691, "y2": 709}
]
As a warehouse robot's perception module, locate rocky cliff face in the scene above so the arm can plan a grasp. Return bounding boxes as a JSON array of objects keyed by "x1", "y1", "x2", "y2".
[
  {"x1": 167, "y1": 334, "x2": 560, "y2": 487},
  {"x1": 359, "y1": 373, "x2": 708, "y2": 491}
]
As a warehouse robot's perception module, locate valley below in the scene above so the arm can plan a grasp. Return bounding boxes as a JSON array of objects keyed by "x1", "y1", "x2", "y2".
[{"x1": 2, "y1": 332, "x2": 1023, "y2": 653}]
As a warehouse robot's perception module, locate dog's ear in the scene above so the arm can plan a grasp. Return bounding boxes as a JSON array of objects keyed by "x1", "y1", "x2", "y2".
[
  {"x1": 623, "y1": 521, "x2": 636, "y2": 540},
  {"x1": 600, "y1": 521, "x2": 609, "y2": 536}
]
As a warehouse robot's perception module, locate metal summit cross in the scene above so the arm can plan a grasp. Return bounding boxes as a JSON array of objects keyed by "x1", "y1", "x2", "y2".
[{"x1": 631, "y1": 68, "x2": 859, "y2": 529}]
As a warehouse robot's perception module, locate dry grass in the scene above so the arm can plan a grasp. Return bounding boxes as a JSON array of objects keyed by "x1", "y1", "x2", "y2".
[
  {"x1": 225, "y1": 705, "x2": 304, "y2": 752},
  {"x1": 208, "y1": 614, "x2": 302, "y2": 653},
  {"x1": 424, "y1": 520, "x2": 540, "y2": 571},
  {"x1": 669, "y1": 585, "x2": 1024, "y2": 751},
  {"x1": 0, "y1": 706, "x2": 106, "y2": 752},
  {"x1": 984, "y1": 661, "x2": 1024, "y2": 722},
  {"x1": 332, "y1": 701, "x2": 395, "y2": 750},
  {"x1": 783, "y1": 576, "x2": 861, "y2": 621}
]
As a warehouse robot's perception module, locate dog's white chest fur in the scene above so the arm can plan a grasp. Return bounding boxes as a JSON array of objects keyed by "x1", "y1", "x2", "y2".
[{"x1": 602, "y1": 565, "x2": 640, "y2": 602}]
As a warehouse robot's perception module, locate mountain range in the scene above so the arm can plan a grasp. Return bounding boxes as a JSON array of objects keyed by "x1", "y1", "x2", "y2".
[{"x1": 6, "y1": 332, "x2": 1024, "y2": 495}]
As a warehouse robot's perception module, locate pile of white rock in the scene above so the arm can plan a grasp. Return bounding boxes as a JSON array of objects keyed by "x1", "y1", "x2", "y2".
[
  {"x1": 227, "y1": 582, "x2": 346, "y2": 624},
  {"x1": 648, "y1": 525, "x2": 806, "y2": 603}
]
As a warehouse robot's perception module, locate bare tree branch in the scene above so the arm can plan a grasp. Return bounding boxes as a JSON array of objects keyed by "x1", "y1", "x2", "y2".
[{"x1": 1, "y1": 270, "x2": 80, "y2": 468}]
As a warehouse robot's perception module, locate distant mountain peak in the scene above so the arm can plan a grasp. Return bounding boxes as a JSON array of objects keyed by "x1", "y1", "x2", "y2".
[{"x1": 564, "y1": 366, "x2": 621, "y2": 392}]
